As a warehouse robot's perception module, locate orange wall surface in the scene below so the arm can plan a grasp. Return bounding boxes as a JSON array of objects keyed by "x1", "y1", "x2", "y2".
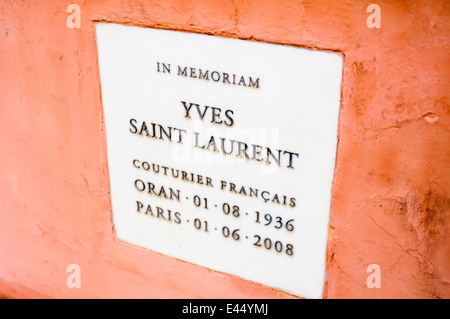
[{"x1": 0, "y1": 0, "x2": 449, "y2": 299}]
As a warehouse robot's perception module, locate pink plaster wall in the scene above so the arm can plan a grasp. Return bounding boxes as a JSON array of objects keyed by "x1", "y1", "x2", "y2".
[{"x1": 0, "y1": 0, "x2": 448, "y2": 298}]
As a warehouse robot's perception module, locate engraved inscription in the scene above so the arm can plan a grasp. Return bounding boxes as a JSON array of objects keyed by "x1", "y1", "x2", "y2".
[{"x1": 96, "y1": 24, "x2": 343, "y2": 299}]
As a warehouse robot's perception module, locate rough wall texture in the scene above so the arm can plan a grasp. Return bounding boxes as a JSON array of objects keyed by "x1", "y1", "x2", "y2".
[{"x1": 0, "y1": 0, "x2": 448, "y2": 298}]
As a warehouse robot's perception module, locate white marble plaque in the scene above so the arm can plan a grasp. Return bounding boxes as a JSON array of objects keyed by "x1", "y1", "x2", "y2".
[{"x1": 96, "y1": 23, "x2": 343, "y2": 299}]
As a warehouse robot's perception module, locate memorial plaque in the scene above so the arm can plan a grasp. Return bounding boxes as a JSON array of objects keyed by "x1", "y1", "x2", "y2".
[{"x1": 96, "y1": 23, "x2": 343, "y2": 299}]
